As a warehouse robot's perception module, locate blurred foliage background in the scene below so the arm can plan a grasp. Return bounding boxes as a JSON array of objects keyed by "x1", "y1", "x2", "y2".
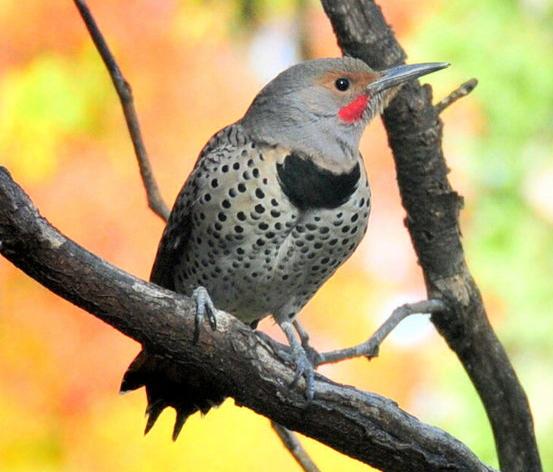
[{"x1": 1, "y1": 0, "x2": 552, "y2": 470}]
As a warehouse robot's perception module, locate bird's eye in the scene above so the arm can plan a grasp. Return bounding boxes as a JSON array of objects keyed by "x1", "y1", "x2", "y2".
[{"x1": 334, "y1": 78, "x2": 350, "y2": 91}]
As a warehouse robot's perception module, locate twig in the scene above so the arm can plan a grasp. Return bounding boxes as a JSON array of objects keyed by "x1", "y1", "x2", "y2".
[
  {"x1": 271, "y1": 422, "x2": 321, "y2": 472},
  {"x1": 73, "y1": 0, "x2": 169, "y2": 221},
  {"x1": 435, "y1": 78, "x2": 478, "y2": 114},
  {"x1": 316, "y1": 299, "x2": 445, "y2": 365}
]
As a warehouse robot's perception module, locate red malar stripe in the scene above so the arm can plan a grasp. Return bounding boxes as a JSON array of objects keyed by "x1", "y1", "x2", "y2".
[{"x1": 338, "y1": 94, "x2": 369, "y2": 123}]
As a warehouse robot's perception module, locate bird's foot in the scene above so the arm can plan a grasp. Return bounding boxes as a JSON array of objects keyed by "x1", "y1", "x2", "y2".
[
  {"x1": 279, "y1": 320, "x2": 316, "y2": 403},
  {"x1": 192, "y1": 286, "x2": 218, "y2": 343},
  {"x1": 289, "y1": 344, "x2": 315, "y2": 402}
]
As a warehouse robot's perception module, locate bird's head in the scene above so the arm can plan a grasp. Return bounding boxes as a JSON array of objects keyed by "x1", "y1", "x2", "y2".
[{"x1": 241, "y1": 57, "x2": 448, "y2": 171}]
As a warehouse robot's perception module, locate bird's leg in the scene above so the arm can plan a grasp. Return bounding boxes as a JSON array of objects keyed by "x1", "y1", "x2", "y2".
[
  {"x1": 192, "y1": 286, "x2": 218, "y2": 343},
  {"x1": 278, "y1": 320, "x2": 315, "y2": 402},
  {"x1": 292, "y1": 320, "x2": 320, "y2": 365},
  {"x1": 316, "y1": 299, "x2": 446, "y2": 366},
  {"x1": 292, "y1": 320, "x2": 310, "y2": 348}
]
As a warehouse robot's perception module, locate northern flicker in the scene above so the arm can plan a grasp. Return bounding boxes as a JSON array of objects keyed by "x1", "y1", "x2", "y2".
[{"x1": 121, "y1": 57, "x2": 447, "y2": 439}]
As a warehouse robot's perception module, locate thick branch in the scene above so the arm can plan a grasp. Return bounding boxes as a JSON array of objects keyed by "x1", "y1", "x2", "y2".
[
  {"x1": 321, "y1": 1, "x2": 541, "y2": 471},
  {"x1": 0, "y1": 168, "x2": 495, "y2": 471}
]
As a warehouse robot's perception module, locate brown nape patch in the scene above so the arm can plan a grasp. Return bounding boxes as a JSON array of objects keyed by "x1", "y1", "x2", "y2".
[{"x1": 317, "y1": 70, "x2": 379, "y2": 96}]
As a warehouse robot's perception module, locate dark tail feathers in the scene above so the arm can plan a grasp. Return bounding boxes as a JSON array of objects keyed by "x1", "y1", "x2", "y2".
[{"x1": 120, "y1": 350, "x2": 225, "y2": 440}]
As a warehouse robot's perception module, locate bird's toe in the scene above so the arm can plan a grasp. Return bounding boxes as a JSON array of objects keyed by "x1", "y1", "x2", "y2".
[{"x1": 192, "y1": 286, "x2": 218, "y2": 342}]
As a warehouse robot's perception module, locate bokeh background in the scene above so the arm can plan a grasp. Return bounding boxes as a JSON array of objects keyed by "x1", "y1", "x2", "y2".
[{"x1": 1, "y1": 0, "x2": 552, "y2": 470}]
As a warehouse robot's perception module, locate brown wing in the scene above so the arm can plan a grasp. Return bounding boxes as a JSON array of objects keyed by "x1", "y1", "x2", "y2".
[
  {"x1": 149, "y1": 183, "x2": 195, "y2": 290},
  {"x1": 149, "y1": 123, "x2": 245, "y2": 290}
]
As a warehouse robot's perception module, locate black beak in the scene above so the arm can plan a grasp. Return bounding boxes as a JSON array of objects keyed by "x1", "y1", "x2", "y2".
[{"x1": 367, "y1": 62, "x2": 449, "y2": 94}]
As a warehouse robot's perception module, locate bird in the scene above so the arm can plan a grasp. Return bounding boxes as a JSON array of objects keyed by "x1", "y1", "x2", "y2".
[{"x1": 120, "y1": 57, "x2": 448, "y2": 440}]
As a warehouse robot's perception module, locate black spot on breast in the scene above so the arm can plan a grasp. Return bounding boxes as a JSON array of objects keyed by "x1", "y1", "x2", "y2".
[{"x1": 277, "y1": 152, "x2": 360, "y2": 210}]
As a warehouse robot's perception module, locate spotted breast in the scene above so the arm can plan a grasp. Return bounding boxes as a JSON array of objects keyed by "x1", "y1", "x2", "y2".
[{"x1": 161, "y1": 123, "x2": 370, "y2": 326}]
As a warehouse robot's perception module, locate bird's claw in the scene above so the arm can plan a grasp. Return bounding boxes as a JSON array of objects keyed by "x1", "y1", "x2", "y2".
[
  {"x1": 192, "y1": 286, "x2": 218, "y2": 343},
  {"x1": 289, "y1": 345, "x2": 315, "y2": 403}
]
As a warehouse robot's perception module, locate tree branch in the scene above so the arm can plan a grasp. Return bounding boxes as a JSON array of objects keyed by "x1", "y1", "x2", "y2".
[
  {"x1": 321, "y1": 1, "x2": 541, "y2": 471},
  {"x1": 435, "y1": 79, "x2": 478, "y2": 114},
  {"x1": 271, "y1": 421, "x2": 321, "y2": 472},
  {"x1": 316, "y1": 299, "x2": 445, "y2": 365},
  {"x1": 73, "y1": 0, "x2": 169, "y2": 221},
  {"x1": 0, "y1": 167, "x2": 495, "y2": 471}
]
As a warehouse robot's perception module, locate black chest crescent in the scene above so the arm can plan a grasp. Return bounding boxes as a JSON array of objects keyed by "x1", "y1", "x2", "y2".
[{"x1": 276, "y1": 152, "x2": 360, "y2": 210}]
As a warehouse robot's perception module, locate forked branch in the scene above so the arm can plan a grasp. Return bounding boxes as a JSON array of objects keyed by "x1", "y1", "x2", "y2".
[{"x1": 316, "y1": 299, "x2": 446, "y2": 365}]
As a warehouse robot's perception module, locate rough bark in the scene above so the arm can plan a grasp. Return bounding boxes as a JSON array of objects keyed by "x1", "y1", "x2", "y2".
[
  {"x1": 321, "y1": 1, "x2": 541, "y2": 471},
  {"x1": 0, "y1": 167, "x2": 496, "y2": 471}
]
